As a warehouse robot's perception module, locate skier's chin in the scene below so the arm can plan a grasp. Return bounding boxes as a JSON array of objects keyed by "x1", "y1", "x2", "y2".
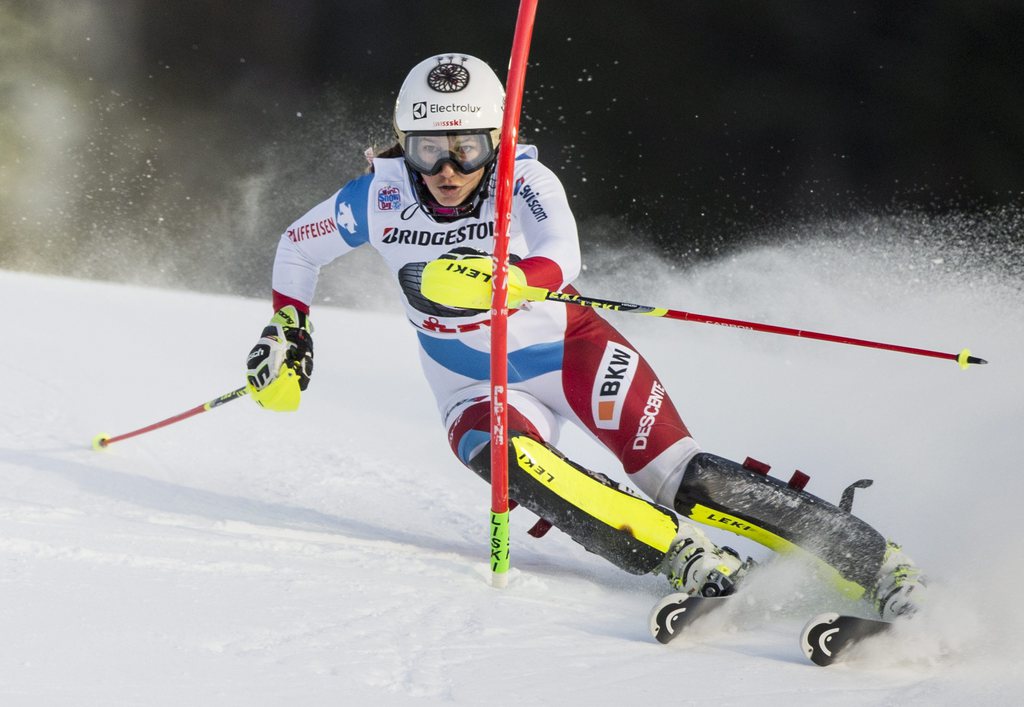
[{"x1": 432, "y1": 185, "x2": 468, "y2": 206}]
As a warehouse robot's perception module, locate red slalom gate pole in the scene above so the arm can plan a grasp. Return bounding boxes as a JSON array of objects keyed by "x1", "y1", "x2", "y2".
[
  {"x1": 490, "y1": 0, "x2": 539, "y2": 588},
  {"x1": 92, "y1": 386, "x2": 249, "y2": 450}
]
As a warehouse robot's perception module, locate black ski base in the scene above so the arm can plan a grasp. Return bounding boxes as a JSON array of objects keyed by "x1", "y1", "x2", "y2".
[
  {"x1": 800, "y1": 612, "x2": 891, "y2": 666},
  {"x1": 649, "y1": 593, "x2": 731, "y2": 645}
]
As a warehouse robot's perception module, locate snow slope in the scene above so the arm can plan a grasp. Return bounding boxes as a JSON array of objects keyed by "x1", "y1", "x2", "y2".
[{"x1": 2, "y1": 238, "x2": 1022, "y2": 705}]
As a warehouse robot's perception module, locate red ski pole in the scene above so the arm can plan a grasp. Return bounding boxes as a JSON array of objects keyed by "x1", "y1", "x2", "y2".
[
  {"x1": 92, "y1": 386, "x2": 249, "y2": 450},
  {"x1": 531, "y1": 290, "x2": 987, "y2": 369}
]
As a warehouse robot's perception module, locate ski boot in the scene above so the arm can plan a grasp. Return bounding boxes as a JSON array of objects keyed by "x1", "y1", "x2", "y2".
[
  {"x1": 658, "y1": 522, "x2": 752, "y2": 597},
  {"x1": 871, "y1": 541, "x2": 927, "y2": 620}
]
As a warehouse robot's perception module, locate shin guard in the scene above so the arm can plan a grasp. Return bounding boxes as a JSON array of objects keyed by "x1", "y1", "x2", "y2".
[
  {"x1": 674, "y1": 453, "x2": 886, "y2": 598},
  {"x1": 469, "y1": 435, "x2": 680, "y2": 575}
]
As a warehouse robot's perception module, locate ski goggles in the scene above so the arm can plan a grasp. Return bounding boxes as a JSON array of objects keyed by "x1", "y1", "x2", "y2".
[{"x1": 403, "y1": 130, "x2": 497, "y2": 176}]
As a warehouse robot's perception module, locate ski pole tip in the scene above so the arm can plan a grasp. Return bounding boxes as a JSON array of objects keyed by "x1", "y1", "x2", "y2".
[
  {"x1": 92, "y1": 433, "x2": 111, "y2": 450},
  {"x1": 957, "y1": 348, "x2": 988, "y2": 370}
]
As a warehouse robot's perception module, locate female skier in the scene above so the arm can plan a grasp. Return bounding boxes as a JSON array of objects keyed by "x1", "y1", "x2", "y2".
[{"x1": 245, "y1": 53, "x2": 923, "y2": 619}]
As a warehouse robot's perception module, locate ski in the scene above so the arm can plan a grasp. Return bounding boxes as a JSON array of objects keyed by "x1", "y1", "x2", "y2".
[
  {"x1": 649, "y1": 593, "x2": 731, "y2": 645},
  {"x1": 652, "y1": 597, "x2": 899, "y2": 664},
  {"x1": 800, "y1": 612, "x2": 891, "y2": 666}
]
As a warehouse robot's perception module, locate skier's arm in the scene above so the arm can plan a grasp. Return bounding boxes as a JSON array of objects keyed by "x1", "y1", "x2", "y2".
[
  {"x1": 510, "y1": 160, "x2": 582, "y2": 292},
  {"x1": 248, "y1": 175, "x2": 371, "y2": 409},
  {"x1": 272, "y1": 174, "x2": 372, "y2": 311}
]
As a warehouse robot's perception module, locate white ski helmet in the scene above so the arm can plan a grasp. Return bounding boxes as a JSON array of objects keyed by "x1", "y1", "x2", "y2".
[{"x1": 393, "y1": 53, "x2": 505, "y2": 150}]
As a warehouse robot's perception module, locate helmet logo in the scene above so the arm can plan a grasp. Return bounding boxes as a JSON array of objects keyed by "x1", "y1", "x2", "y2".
[{"x1": 427, "y1": 56, "x2": 471, "y2": 93}]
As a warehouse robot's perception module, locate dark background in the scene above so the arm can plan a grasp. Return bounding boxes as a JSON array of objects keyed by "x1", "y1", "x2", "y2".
[{"x1": 2, "y1": 1, "x2": 1021, "y2": 294}]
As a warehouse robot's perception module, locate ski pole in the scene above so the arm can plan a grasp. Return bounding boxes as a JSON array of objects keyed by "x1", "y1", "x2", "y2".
[
  {"x1": 524, "y1": 289, "x2": 987, "y2": 369},
  {"x1": 92, "y1": 386, "x2": 249, "y2": 450}
]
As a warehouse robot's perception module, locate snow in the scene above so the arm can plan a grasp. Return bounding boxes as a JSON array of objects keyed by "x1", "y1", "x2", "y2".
[{"x1": 3, "y1": 239, "x2": 1023, "y2": 705}]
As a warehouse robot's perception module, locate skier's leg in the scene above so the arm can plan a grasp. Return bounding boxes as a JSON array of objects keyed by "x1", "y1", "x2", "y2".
[
  {"x1": 446, "y1": 393, "x2": 745, "y2": 593},
  {"x1": 552, "y1": 304, "x2": 751, "y2": 592},
  {"x1": 558, "y1": 305, "x2": 925, "y2": 615},
  {"x1": 672, "y1": 451, "x2": 927, "y2": 615},
  {"x1": 556, "y1": 303, "x2": 702, "y2": 506},
  {"x1": 414, "y1": 315, "x2": 743, "y2": 593}
]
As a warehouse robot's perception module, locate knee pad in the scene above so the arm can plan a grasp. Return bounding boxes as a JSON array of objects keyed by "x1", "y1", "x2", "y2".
[{"x1": 446, "y1": 396, "x2": 554, "y2": 465}]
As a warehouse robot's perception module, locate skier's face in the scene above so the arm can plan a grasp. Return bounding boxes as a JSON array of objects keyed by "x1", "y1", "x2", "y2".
[
  {"x1": 404, "y1": 131, "x2": 493, "y2": 207},
  {"x1": 420, "y1": 161, "x2": 486, "y2": 207}
]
